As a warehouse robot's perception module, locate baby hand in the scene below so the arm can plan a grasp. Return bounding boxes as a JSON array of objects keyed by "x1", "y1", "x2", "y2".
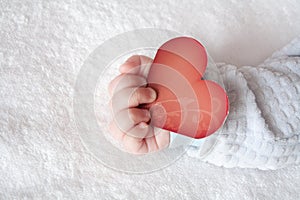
[{"x1": 108, "y1": 55, "x2": 170, "y2": 154}]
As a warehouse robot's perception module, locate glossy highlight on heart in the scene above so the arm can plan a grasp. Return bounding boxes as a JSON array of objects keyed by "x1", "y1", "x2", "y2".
[{"x1": 143, "y1": 37, "x2": 229, "y2": 139}]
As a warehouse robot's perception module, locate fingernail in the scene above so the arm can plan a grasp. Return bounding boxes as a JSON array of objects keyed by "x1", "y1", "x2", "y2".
[{"x1": 149, "y1": 88, "x2": 157, "y2": 100}]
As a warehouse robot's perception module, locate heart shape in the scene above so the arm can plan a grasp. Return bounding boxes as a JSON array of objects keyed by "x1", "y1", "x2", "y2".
[{"x1": 143, "y1": 37, "x2": 229, "y2": 139}]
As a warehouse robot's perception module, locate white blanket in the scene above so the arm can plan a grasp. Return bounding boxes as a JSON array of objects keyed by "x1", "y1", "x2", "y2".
[{"x1": 1, "y1": 0, "x2": 300, "y2": 199}]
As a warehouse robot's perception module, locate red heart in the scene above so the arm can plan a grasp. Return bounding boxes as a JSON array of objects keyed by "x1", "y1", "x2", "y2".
[{"x1": 143, "y1": 37, "x2": 229, "y2": 139}]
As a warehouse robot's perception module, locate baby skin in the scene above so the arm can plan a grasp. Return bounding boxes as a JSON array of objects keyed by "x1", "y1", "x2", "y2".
[{"x1": 108, "y1": 55, "x2": 170, "y2": 154}]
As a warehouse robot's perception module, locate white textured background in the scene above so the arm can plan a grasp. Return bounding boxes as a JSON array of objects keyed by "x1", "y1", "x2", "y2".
[{"x1": 1, "y1": 0, "x2": 300, "y2": 199}]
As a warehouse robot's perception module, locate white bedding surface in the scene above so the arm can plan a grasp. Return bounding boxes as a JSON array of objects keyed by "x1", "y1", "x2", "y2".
[{"x1": 1, "y1": 0, "x2": 300, "y2": 199}]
